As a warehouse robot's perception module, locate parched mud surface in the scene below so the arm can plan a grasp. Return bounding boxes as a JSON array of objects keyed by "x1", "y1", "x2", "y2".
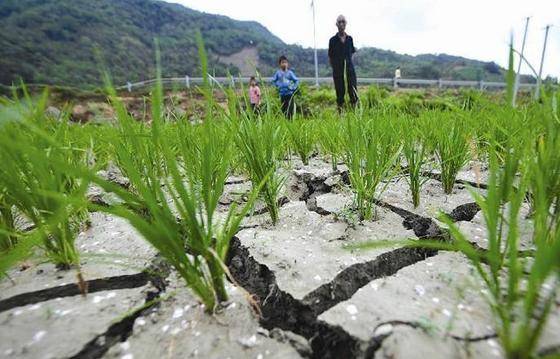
[
  {"x1": 103, "y1": 274, "x2": 303, "y2": 359},
  {"x1": 1, "y1": 157, "x2": 558, "y2": 359},
  {"x1": 235, "y1": 201, "x2": 416, "y2": 301},
  {"x1": 381, "y1": 177, "x2": 484, "y2": 220},
  {"x1": 0, "y1": 211, "x2": 169, "y2": 359},
  {"x1": 227, "y1": 236, "x2": 365, "y2": 358},
  {"x1": 0, "y1": 212, "x2": 156, "y2": 300},
  {"x1": 452, "y1": 203, "x2": 535, "y2": 250},
  {"x1": 422, "y1": 160, "x2": 490, "y2": 190},
  {"x1": 318, "y1": 252, "x2": 494, "y2": 342},
  {"x1": 227, "y1": 158, "x2": 559, "y2": 358},
  {"x1": 0, "y1": 286, "x2": 152, "y2": 358}
]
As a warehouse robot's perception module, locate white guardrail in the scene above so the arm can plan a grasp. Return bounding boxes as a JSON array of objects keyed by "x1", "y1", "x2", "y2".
[{"x1": 118, "y1": 76, "x2": 538, "y2": 92}]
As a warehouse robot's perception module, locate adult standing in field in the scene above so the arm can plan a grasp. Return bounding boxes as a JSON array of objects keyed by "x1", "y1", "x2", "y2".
[
  {"x1": 394, "y1": 66, "x2": 401, "y2": 88},
  {"x1": 329, "y1": 15, "x2": 358, "y2": 111}
]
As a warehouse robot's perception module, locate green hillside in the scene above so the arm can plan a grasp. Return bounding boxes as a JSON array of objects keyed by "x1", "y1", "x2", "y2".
[{"x1": 0, "y1": 0, "x2": 522, "y2": 88}]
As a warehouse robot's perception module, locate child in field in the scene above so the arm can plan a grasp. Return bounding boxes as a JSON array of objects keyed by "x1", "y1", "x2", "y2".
[
  {"x1": 271, "y1": 55, "x2": 299, "y2": 119},
  {"x1": 248, "y1": 76, "x2": 261, "y2": 114}
]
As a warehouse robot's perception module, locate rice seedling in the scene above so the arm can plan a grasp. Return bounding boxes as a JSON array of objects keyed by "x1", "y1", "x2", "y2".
[
  {"x1": 0, "y1": 97, "x2": 89, "y2": 268},
  {"x1": 91, "y1": 42, "x2": 262, "y2": 312},
  {"x1": 97, "y1": 98, "x2": 255, "y2": 311},
  {"x1": 529, "y1": 113, "x2": 560, "y2": 229},
  {"x1": 401, "y1": 116, "x2": 431, "y2": 208},
  {"x1": 440, "y1": 139, "x2": 560, "y2": 359},
  {"x1": 343, "y1": 114, "x2": 402, "y2": 220},
  {"x1": 106, "y1": 82, "x2": 163, "y2": 209},
  {"x1": 505, "y1": 35, "x2": 516, "y2": 107},
  {"x1": 0, "y1": 230, "x2": 42, "y2": 279},
  {"x1": 236, "y1": 117, "x2": 285, "y2": 225},
  {"x1": 475, "y1": 102, "x2": 530, "y2": 165},
  {"x1": 286, "y1": 118, "x2": 316, "y2": 165},
  {"x1": 0, "y1": 189, "x2": 17, "y2": 252},
  {"x1": 430, "y1": 111, "x2": 472, "y2": 194},
  {"x1": 319, "y1": 114, "x2": 344, "y2": 171},
  {"x1": 353, "y1": 134, "x2": 559, "y2": 358}
]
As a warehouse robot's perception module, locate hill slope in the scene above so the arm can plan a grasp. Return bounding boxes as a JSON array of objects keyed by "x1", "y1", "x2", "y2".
[{"x1": 0, "y1": 0, "x2": 517, "y2": 87}]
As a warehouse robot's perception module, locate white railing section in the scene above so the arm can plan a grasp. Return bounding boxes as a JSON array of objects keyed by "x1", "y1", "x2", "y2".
[{"x1": 119, "y1": 76, "x2": 538, "y2": 92}]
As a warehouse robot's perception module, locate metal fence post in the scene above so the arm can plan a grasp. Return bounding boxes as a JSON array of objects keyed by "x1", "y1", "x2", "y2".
[
  {"x1": 535, "y1": 25, "x2": 551, "y2": 100},
  {"x1": 479, "y1": 80, "x2": 484, "y2": 91},
  {"x1": 185, "y1": 75, "x2": 190, "y2": 88},
  {"x1": 438, "y1": 79, "x2": 442, "y2": 89},
  {"x1": 126, "y1": 82, "x2": 132, "y2": 93}
]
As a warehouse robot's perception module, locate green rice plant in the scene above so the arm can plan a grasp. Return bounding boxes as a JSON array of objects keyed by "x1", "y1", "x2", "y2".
[
  {"x1": 430, "y1": 111, "x2": 472, "y2": 194},
  {"x1": 286, "y1": 118, "x2": 316, "y2": 165},
  {"x1": 529, "y1": 115, "x2": 560, "y2": 230},
  {"x1": 81, "y1": 124, "x2": 117, "y2": 169},
  {"x1": 440, "y1": 140, "x2": 560, "y2": 359},
  {"x1": 0, "y1": 233, "x2": 42, "y2": 279},
  {"x1": 401, "y1": 119, "x2": 430, "y2": 208},
  {"x1": 97, "y1": 100, "x2": 254, "y2": 311},
  {"x1": 0, "y1": 104, "x2": 89, "y2": 268},
  {"x1": 0, "y1": 189, "x2": 17, "y2": 252},
  {"x1": 92, "y1": 42, "x2": 261, "y2": 312},
  {"x1": 319, "y1": 114, "x2": 344, "y2": 171},
  {"x1": 354, "y1": 137, "x2": 559, "y2": 357},
  {"x1": 343, "y1": 115, "x2": 402, "y2": 220},
  {"x1": 106, "y1": 85, "x2": 163, "y2": 208},
  {"x1": 361, "y1": 85, "x2": 389, "y2": 108},
  {"x1": 236, "y1": 117, "x2": 285, "y2": 225},
  {"x1": 505, "y1": 34, "x2": 516, "y2": 107}
]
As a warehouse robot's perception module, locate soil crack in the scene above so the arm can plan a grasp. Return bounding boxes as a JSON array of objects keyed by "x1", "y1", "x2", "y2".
[
  {"x1": 227, "y1": 236, "x2": 367, "y2": 358},
  {"x1": 248, "y1": 196, "x2": 290, "y2": 217},
  {"x1": 301, "y1": 246, "x2": 438, "y2": 316},
  {"x1": 0, "y1": 256, "x2": 169, "y2": 313},
  {"x1": 419, "y1": 170, "x2": 488, "y2": 190},
  {"x1": 68, "y1": 257, "x2": 170, "y2": 359},
  {"x1": 365, "y1": 320, "x2": 498, "y2": 357}
]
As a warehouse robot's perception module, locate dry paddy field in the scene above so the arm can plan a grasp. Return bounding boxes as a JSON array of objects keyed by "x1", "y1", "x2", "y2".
[{"x1": 2, "y1": 156, "x2": 558, "y2": 359}]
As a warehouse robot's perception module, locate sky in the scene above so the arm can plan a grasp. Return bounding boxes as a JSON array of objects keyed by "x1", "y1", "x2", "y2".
[{"x1": 164, "y1": 0, "x2": 559, "y2": 79}]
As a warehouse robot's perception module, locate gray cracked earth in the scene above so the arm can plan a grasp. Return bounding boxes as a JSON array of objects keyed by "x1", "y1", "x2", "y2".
[{"x1": 1, "y1": 157, "x2": 558, "y2": 359}]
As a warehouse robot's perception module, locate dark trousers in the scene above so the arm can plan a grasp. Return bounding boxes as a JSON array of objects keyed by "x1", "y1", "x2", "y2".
[
  {"x1": 333, "y1": 62, "x2": 358, "y2": 109},
  {"x1": 280, "y1": 94, "x2": 295, "y2": 119},
  {"x1": 250, "y1": 103, "x2": 260, "y2": 115}
]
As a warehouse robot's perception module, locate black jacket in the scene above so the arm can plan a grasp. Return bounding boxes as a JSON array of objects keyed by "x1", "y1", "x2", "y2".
[{"x1": 328, "y1": 33, "x2": 356, "y2": 70}]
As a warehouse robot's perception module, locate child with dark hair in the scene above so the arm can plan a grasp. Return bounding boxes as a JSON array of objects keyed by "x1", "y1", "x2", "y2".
[
  {"x1": 248, "y1": 76, "x2": 261, "y2": 114},
  {"x1": 271, "y1": 55, "x2": 299, "y2": 119}
]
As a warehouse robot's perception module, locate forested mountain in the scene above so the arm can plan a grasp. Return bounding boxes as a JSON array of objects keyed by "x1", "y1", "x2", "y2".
[{"x1": 0, "y1": 0, "x2": 521, "y2": 88}]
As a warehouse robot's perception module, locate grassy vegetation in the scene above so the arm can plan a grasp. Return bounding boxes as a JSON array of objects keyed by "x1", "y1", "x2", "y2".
[{"x1": 0, "y1": 53, "x2": 558, "y2": 356}]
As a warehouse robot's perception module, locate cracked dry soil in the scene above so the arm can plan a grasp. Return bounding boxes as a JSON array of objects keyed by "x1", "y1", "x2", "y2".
[{"x1": 1, "y1": 158, "x2": 559, "y2": 359}]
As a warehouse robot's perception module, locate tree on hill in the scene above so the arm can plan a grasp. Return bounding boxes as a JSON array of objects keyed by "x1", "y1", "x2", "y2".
[{"x1": 0, "y1": 0, "x2": 524, "y2": 88}]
